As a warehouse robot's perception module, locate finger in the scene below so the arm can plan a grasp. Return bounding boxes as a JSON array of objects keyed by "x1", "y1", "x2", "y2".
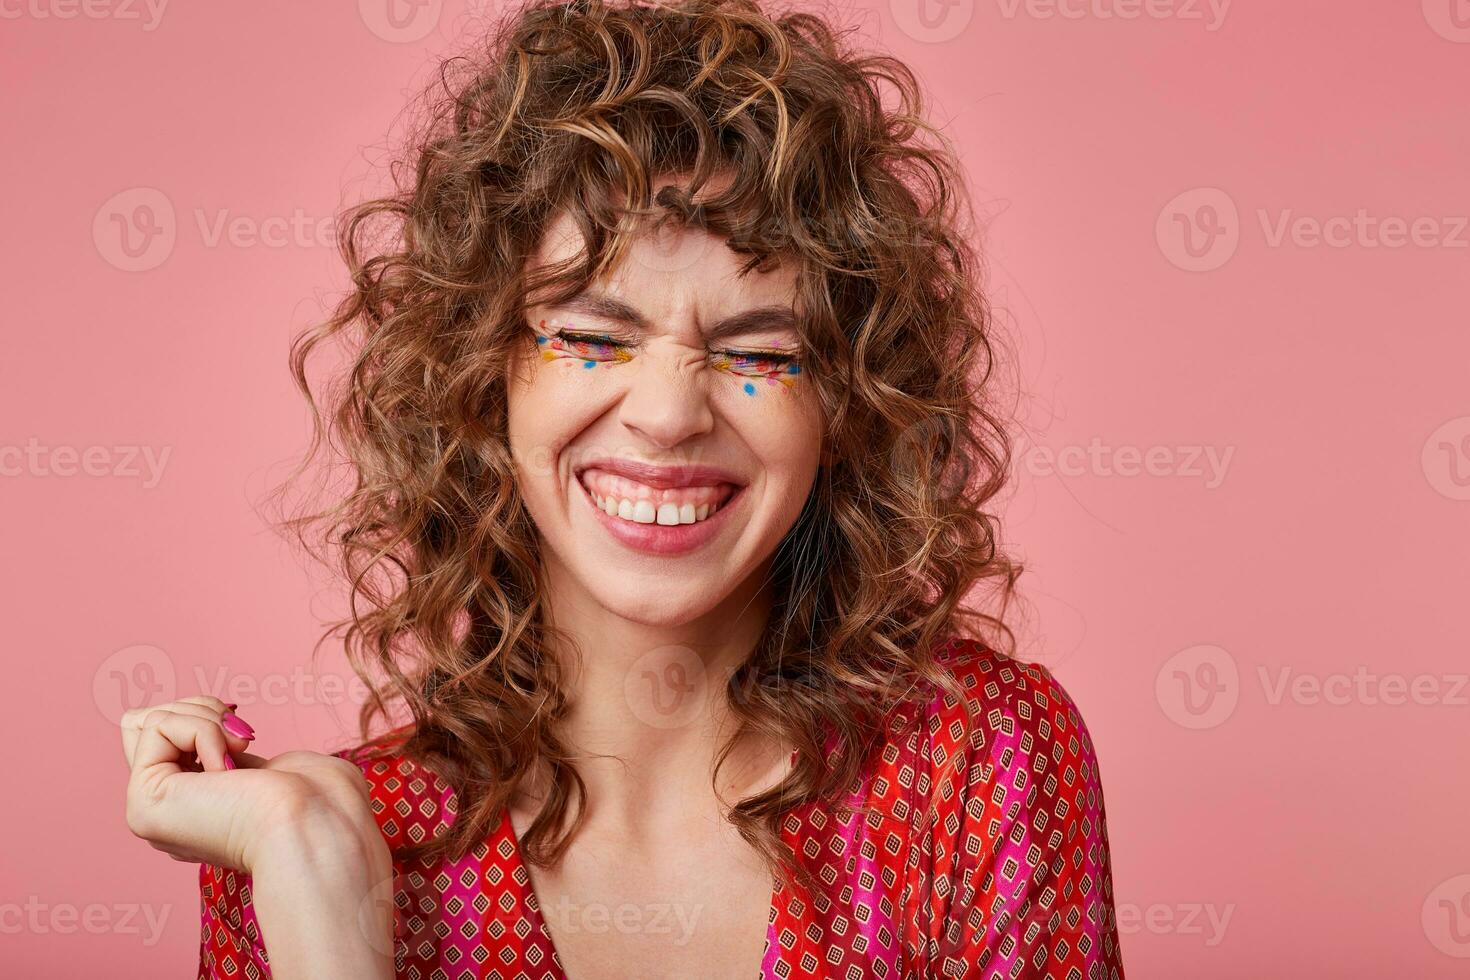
[
  {"x1": 119, "y1": 704, "x2": 174, "y2": 766},
  {"x1": 175, "y1": 695, "x2": 235, "y2": 714},
  {"x1": 159, "y1": 702, "x2": 254, "y2": 753},
  {"x1": 121, "y1": 702, "x2": 209, "y2": 766},
  {"x1": 121, "y1": 703, "x2": 253, "y2": 767},
  {"x1": 126, "y1": 728, "x2": 247, "y2": 868},
  {"x1": 120, "y1": 699, "x2": 219, "y2": 730},
  {"x1": 130, "y1": 712, "x2": 234, "y2": 776}
]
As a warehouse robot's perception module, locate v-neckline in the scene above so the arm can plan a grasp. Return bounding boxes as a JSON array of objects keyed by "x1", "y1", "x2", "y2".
[{"x1": 495, "y1": 750, "x2": 800, "y2": 980}]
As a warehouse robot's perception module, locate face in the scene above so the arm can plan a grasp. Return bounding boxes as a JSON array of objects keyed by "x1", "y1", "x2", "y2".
[{"x1": 506, "y1": 202, "x2": 826, "y2": 629}]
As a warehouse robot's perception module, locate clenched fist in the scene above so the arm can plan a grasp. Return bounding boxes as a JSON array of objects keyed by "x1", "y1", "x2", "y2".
[{"x1": 120, "y1": 696, "x2": 394, "y2": 979}]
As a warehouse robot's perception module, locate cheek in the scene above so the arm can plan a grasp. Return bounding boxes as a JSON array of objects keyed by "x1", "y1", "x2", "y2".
[
  {"x1": 511, "y1": 339, "x2": 614, "y2": 409},
  {"x1": 506, "y1": 351, "x2": 572, "y2": 487},
  {"x1": 717, "y1": 382, "x2": 824, "y2": 478},
  {"x1": 507, "y1": 348, "x2": 619, "y2": 484}
]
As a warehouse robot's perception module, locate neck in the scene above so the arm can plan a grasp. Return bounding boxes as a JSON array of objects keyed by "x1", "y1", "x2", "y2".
[{"x1": 525, "y1": 553, "x2": 789, "y2": 833}]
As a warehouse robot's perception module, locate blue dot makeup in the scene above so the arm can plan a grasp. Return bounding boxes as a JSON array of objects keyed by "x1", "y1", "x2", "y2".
[
  {"x1": 532, "y1": 319, "x2": 802, "y2": 395},
  {"x1": 534, "y1": 320, "x2": 635, "y2": 369},
  {"x1": 712, "y1": 351, "x2": 802, "y2": 395}
]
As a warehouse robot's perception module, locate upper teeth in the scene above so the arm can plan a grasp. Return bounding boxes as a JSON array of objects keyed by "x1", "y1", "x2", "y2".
[
  {"x1": 594, "y1": 494, "x2": 716, "y2": 525},
  {"x1": 579, "y1": 468, "x2": 734, "y2": 526}
]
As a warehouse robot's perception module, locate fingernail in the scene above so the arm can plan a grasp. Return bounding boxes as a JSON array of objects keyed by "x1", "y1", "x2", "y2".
[
  {"x1": 224, "y1": 702, "x2": 238, "y2": 711},
  {"x1": 223, "y1": 753, "x2": 237, "y2": 770},
  {"x1": 221, "y1": 714, "x2": 255, "y2": 740}
]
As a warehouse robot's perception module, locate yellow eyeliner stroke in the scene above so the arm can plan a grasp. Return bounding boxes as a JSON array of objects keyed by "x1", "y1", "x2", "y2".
[
  {"x1": 535, "y1": 320, "x2": 635, "y2": 366},
  {"x1": 535, "y1": 320, "x2": 800, "y2": 393}
]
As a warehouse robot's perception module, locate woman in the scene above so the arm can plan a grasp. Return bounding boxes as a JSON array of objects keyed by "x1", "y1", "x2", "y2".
[{"x1": 120, "y1": 0, "x2": 1124, "y2": 976}]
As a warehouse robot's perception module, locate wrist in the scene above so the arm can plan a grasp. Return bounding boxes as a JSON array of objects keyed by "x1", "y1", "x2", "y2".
[
  {"x1": 247, "y1": 810, "x2": 395, "y2": 980},
  {"x1": 247, "y1": 799, "x2": 389, "y2": 879}
]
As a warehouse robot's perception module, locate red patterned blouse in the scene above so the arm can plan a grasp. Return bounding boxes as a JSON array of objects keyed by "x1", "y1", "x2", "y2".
[{"x1": 198, "y1": 637, "x2": 1124, "y2": 978}]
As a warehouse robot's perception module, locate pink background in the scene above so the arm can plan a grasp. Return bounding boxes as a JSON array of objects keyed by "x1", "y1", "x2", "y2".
[{"x1": 3, "y1": 0, "x2": 1468, "y2": 976}]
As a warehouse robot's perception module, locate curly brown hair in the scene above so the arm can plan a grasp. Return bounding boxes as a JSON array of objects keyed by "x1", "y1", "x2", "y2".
[{"x1": 271, "y1": 0, "x2": 1022, "y2": 892}]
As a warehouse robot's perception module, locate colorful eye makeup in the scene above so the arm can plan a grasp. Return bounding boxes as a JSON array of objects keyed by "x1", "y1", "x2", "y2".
[
  {"x1": 709, "y1": 351, "x2": 803, "y2": 395},
  {"x1": 534, "y1": 321, "x2": 635, "y2": 368},
  {"x1": 532, "y1": 319, "x2": 802, "y2": 394}
]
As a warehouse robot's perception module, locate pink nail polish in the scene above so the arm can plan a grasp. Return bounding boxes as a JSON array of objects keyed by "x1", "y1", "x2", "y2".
[
  {"x1": 223, "y1": 754, "x2": 237, "y2": 770},
  {"x1": 221, "y1": 713, "x2": 255, "y2": 740}
]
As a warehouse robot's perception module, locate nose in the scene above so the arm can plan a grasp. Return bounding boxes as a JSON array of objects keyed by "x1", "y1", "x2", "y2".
[{"x1": 616, "y1": 341, "x2": 715, "y2": 450}]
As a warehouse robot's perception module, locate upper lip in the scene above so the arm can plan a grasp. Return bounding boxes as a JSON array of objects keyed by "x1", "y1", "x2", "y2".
[{"x1": 573, "y1": 456, "x2": 747, "y2": 490}]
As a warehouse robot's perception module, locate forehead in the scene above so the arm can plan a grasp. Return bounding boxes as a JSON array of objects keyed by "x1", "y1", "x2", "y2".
[
  {"x1": 532, "y1": 164, "x2": 805, "y2": 312},
  {"x1": 529, "y1": 207, "x2": 800, "y2": 316}
]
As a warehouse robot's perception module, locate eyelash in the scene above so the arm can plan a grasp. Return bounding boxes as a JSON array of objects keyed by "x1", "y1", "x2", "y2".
[{"x1": 553, "y1": 329, "x2": 801, "y2": 369}]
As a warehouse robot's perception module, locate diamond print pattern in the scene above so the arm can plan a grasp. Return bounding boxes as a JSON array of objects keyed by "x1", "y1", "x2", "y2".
[{"x1": 197, "y1": 637, "x2": 1122, "y2": 978}]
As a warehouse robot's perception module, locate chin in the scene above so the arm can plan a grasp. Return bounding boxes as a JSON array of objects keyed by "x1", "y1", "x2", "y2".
[{"x1": 582, "y1": 578, "x2": 725, "y2": 628}]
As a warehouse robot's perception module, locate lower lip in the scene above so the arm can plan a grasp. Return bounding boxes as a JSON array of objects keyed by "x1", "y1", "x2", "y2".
[{"x1": 576, "y1": 476, "x2": 744, "y2": 556}]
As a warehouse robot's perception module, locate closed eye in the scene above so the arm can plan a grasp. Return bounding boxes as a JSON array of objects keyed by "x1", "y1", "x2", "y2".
[
  {"x1": 556, "y1": 329, "x2": 625, "y2": 346},
  {"x1": 714, "y1": 349, "x2": 800, "y2": 368},
  {"x1": 711, "y1": 349, "x2": 803, "y2": 382},
  {"x1": 558, "y1": 330, "x2": 799, "y2": 366},
  {"x1": 552, "y1": 329, "x2": 630, "y2": 359},
  {"x1": 547, "y1": 327, "x2": 803, "y2": 384}
]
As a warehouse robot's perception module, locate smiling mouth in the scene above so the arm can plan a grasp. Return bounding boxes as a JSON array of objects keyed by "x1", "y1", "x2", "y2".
[{"x1": 576, "y1": 468, "x2": 740, "y2": 526}]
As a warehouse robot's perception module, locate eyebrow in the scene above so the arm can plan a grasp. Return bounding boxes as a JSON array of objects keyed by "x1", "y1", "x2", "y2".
[{"x1": 556, "y1": 290, "x2": 797, "y2": 341}]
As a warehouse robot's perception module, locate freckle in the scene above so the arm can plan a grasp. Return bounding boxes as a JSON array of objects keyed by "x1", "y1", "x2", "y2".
[{"x1": 743, "y1": 382, "x2": 756, "y2": 396}]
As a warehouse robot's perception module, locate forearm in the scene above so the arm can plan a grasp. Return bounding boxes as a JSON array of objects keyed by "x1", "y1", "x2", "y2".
[{"x1": 248, "y1": 813, "x2": 395, "y2": 980}]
